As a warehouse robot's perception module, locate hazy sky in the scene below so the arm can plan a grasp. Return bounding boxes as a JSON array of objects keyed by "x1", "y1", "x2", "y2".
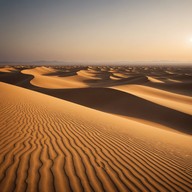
[{"x1": 0, "y1": 0, "x2": 192, "y2": 63}]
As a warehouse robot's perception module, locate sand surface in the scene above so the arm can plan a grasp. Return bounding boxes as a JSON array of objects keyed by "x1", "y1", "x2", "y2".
[{"x1": 0, "y1": 65, "x2": 192, "y2": 191}]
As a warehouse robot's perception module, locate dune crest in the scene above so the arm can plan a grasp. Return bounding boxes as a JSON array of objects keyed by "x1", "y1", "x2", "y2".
[
  {"x1": 22, "y1": 67, "x2": 88, "y2": 88},
  {"x1": 21, "y1": 66, "x2": 149, "y2": 88},
  {"x1": 0, "y1": 67, "x2": 18, "y2": 73}
]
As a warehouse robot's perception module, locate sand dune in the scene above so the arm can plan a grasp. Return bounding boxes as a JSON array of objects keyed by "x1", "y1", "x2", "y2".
[
  {"x1": 1, "y1": 66, "x2": 188, "y2": 133},
  {"x1": 0, "y1": 66, "x2": 191, "y2": 133},
  {"x1": 19, "y1": 65, "x2": 192, "y2": 89},
  {"x1": 113, "y1": 85, "x2": 192, "y2": 115},
  {"x1": 0, "y1": 82, "x2": 192, "y2": 192},
  {"x1": 21, "y1": 66, "x2": 149, "y2": 88},
  {"x1": 0, "y1": 65, "x2": 192, "y2": 191},
  {"x1": 21, "y1": 67, "x2": 88, "y2": 88},
  {"x1": 147, "y1": 76, "x2": 164, "y2": 83},
  {"x1": 27, "y1": 87, "x2": 191, "y2": 134},
  {"x1": 0, "y1": 67, "x2": 18, "y2": 73}
]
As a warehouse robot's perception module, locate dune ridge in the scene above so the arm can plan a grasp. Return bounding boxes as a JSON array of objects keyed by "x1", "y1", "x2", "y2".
[
  {"x1": 0, "y1": 82, "x2": 192, "y2": 192},
  {"x1": 113, "y1": 84, "x2": 192, "y2": 115},
  {"x1": 21, "y1": 67, "x2": 88, "y2": 89},
  {"x1": 21, "y1": 66, "x2": 149, "y2": 88}
]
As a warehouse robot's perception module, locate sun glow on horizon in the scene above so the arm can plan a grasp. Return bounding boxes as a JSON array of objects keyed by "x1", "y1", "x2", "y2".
[{"x1": 0, "y1": 0, "x2": 192, "y2": 62}]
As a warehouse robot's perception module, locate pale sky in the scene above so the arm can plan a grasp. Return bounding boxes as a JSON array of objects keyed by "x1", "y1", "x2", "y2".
[{"x1": 0, "y1": 0, "x2": 192, "y2": 63}]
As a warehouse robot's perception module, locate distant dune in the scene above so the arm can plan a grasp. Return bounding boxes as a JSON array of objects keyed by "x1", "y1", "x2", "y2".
[{"x1": 0, "y1": 65, "x2": 192, "y2": 191}]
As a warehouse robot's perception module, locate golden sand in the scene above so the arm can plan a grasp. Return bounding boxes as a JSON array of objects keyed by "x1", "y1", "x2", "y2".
[{"x1": 0, "y1": 65, "x2": 192, "y2": 191}]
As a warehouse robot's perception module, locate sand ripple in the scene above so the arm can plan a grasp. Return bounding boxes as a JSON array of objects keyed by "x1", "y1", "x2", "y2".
[{"x1": 0, "y1": 82, "x2": 192, "y2": 192}]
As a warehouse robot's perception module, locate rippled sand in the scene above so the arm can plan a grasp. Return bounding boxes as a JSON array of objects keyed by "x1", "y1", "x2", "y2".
[{"x1": 0, "y1": 65, "x2": 192, "y2": 191}]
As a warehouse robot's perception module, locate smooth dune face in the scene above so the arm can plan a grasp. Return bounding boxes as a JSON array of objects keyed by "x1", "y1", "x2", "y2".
[
  {"x1": 21, "y1": 67, "x2": 88, "y2": 88},
  {"x1": 0, "y1": 65, "x2": 192, "y2": 191},
  {"x1": 113, "y1": 84, "x2": 192, "y2": 115},
  {"x1": 147, "y1": 76, "x2": 164, "y2": 83}
]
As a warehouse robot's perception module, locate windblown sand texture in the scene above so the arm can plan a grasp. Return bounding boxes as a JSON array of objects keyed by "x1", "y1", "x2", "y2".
[{"x1": 0, "y1": 65, "x2": 192, "y2": 192}]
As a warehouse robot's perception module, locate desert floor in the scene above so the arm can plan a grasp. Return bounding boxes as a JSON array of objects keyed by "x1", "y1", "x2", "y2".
[{"x1": 0, "y1": 65, "x2": 192, "y2": 192}]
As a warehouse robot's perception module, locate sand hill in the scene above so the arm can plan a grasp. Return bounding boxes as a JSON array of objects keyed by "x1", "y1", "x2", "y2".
[{"x1": 0, "y1": 65, "x2": 192, "y2": 191}]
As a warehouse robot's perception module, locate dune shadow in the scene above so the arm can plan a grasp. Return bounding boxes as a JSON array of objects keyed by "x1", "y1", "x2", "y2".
[
  {"x1": 79, "y1": 74, "x2": 149, "y2": 87},
  {"x1": 147, "y1": 82, "x2": 192, "y2": 97},
  {"x1": 0, "y1": 71, "x2": 34, "y2": 86},
  {"x1": 45, "y1": 67, "x2": 86, "y2": 77}
]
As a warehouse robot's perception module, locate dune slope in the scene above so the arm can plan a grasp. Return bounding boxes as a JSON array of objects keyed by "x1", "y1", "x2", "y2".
[
  {"x1": 113, "y1": 84, "x2": 192, "y2": 115},
  {"x1": 35, "y1": 87, "x2": 192, "y2": 134},
  {"x1": 0, "y1": 82, "x2": 192, "y2": 192}
]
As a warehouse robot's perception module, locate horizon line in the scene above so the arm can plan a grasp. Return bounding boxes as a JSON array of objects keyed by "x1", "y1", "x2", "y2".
[{"x1": 1, "y1": 60, "x2": 192, "y2": 65}]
